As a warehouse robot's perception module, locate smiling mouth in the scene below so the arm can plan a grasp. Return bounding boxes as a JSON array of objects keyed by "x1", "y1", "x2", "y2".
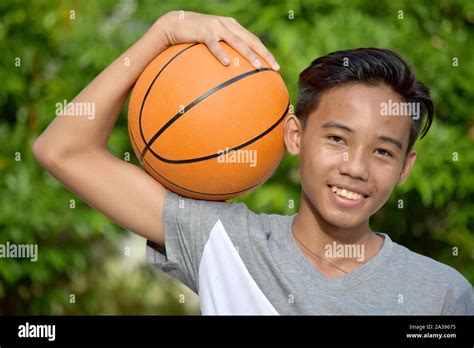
[{"x1": 328, "y1": 185, "x2": 369, "y2": 201}]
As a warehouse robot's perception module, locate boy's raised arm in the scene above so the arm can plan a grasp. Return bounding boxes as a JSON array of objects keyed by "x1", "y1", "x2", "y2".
[{"x1": 32, "y1": 11, "x2": 279, "y2": 245}]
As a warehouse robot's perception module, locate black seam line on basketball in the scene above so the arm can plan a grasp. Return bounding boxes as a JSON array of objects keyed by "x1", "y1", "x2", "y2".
[
  {"x1": 138, "y1": 43, "x2": 199, "y2": 157},
  {"x1": 154, "y1": 100, "x2": 289, "y2": 164},
  {"x1": 130, "y1": 127, "x2": 265, "y2": 196},
  {"x1": 140, "y1": 67, "x2": 273, "y2": 161}
]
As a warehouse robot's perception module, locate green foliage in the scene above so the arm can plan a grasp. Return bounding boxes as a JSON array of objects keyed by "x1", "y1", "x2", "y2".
[{"x1": 0, "y1": 0, "x2": 472, "y2": 314}]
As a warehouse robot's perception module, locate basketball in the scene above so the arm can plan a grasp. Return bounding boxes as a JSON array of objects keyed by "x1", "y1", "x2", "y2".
[{"x1": 128, "y1": 42, "x2": 289, "y2": 201}]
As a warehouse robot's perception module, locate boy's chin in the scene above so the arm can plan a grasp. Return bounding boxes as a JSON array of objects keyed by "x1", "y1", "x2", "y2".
[{"x1": 321, "y1": 212, "x2": 368, "y2": 229}]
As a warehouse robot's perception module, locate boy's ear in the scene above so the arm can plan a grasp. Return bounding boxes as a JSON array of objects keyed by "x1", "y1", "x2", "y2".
[
  {"x1": 397, "y1": 149, "x2": 417, "y2": 185},
  {"x1": 284, "y1": 113, "x2": 303, "y2": 155}
]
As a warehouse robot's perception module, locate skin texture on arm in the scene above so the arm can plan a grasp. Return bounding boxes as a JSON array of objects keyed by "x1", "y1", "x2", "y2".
[{"x1": 32, "y1": 11, "x2": 279, "y2": 245}]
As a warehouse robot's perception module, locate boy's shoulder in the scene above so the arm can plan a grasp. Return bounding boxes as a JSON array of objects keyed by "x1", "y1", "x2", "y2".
[{"x1": 390, "y1": 238, "x2": 472, "y2": 291}]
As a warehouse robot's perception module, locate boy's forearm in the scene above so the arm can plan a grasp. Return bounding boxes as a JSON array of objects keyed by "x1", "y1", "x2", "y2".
[{"x1": 34, "y1": 16, "x2": 171, "y2": 158}]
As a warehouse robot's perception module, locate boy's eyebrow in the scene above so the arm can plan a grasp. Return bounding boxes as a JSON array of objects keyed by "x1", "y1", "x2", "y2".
[
  {"x1": 378, "y1": 135, "x2": 403, "y2": 150},
  {"x1": 322, "y1": 121, "x2": 403, "y2": 150},
  {"x1": 321, "y1": 121, "x2": 354, "y2": 133}
]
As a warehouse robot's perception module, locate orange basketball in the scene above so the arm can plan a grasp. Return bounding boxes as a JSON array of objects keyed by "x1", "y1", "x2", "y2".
[{"x1": 128, "y1": 42, "x2": 289, "y2": 201}]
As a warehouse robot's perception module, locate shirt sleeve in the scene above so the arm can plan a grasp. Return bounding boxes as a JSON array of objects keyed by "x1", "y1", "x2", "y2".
[
  {"x1": 441, "y1": 283, "x2": 474, "y2": 315},
  {"x1": 145, "y1": 190, "x2": 252, "y2": 294}
]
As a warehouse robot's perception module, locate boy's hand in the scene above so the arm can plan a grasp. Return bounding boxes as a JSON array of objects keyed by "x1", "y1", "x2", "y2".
[{"x1": 155, "y1": 10, "x2": 280, "y2": 70}]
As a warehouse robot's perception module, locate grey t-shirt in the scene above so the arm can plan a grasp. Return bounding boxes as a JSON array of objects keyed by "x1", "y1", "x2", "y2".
[{"x1": 146, "y1": 190, "x2": 474, "y2": 315}]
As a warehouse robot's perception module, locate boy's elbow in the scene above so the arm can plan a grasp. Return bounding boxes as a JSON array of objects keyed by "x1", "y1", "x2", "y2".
[
  {"x1": 32, "y1": 136, "x2": 60, "y2": 170},
  {"x1": 33, "y1": 135, "x2": 104, "y2": 171}
]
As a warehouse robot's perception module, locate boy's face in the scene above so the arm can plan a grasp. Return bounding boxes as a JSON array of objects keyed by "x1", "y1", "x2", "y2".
[{"x1": 284, "y1": 83, "x2": 417, "y2": 229}]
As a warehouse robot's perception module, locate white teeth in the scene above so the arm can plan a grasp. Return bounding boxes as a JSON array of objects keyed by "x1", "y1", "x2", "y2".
[{"x1": 331, "y1": 186, "x2": 365, "y2": 200}]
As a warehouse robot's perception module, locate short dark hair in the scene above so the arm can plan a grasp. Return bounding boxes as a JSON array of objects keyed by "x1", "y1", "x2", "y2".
[{"x1": 295, "y1": 48, "x2": 434, "y2": 152}]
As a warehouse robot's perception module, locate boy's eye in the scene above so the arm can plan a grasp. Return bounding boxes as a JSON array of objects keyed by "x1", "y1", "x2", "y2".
[
  {"x1": 328, "y1": 135, "x2": 344, "y2": 143},
  {"x1": 375, "y1": 148, "x2": 393, "y2": 157}
]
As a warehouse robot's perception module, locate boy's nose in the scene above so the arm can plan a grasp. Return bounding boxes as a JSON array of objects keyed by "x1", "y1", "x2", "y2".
[{"x1": 337, "y1": 148, "x2": 370, "y2": 182}]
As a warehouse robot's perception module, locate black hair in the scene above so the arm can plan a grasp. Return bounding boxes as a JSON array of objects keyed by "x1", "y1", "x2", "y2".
[{"x1": 295, "y1": 48, "x2": 434, "y2": 152}]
